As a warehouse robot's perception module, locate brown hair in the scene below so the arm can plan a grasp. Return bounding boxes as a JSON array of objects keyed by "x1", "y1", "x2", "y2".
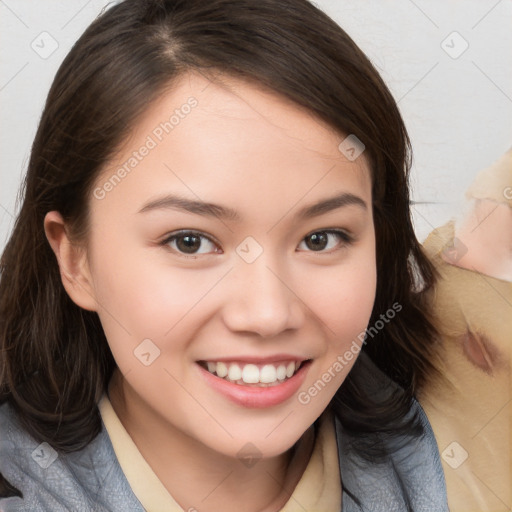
[{"x1": 0, "y1": 0, "x2": 439, "y2": 460}]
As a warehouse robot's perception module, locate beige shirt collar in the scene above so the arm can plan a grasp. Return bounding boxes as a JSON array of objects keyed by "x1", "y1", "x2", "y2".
[{"x1": 98, "y1": 395, "x2": 341, "y2": 511}]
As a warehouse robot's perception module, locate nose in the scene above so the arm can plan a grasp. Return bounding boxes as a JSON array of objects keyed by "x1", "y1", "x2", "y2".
[{"x1": 221, "y1": 255, "x2": 305, "y2": 338}]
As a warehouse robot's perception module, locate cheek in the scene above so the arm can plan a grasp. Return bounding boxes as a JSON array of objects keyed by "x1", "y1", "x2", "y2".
[
  {"x1": 306, "y1": 255, "x2": 377, "y2": 340},
  {"x1": 295, "y1": 261, "x2": 376, "y2": 415},
  {"x1": 90, "y1": 227, "x2": 209, "y2": 321},
  {"x1": 89, "y1": 244, "x2": 245, "y2": 389},
  {"x1": 87, "y1": 236, "x2": 210, "y2": 361},
  {"x1": 302, "y1": 250, "x2": 377, "y2": 370}
]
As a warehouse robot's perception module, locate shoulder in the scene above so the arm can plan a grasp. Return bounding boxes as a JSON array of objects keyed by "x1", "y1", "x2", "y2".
[
  {"x1": 334, "y1": 356, "x2": 449, "y2": 511},
  {"x1": 335, "y1": 399, "x2": 448, "y2": 512},
  {"x1": 0, "y1": 401, "x2": 143, "y2": 512}
]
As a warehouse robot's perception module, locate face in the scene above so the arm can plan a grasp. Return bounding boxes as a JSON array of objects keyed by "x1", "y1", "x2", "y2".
[{"x1": 82, "y1": 72, "x2": 376, "y2": 459}]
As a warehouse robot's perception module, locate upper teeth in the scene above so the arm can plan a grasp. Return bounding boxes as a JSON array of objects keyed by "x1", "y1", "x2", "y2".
[{"x1": 205, "y1": 361, "x2": 301, "y2": 384}]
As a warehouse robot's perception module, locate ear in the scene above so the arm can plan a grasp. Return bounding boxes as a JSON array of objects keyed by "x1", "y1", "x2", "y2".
[{"x1": 44, "y1": 211, "x2": 98, "y2": 312}]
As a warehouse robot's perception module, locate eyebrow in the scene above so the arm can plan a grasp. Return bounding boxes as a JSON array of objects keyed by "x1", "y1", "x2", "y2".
[
  {"x1": 138, "y1": 194, "x2": 241, "y2": 220},
  {"x1": 297, "y1": 192, "x2": 367, "y2": 219},
  {"x1": 138, "y1": 192, "x2": 367, "y2": 220}
]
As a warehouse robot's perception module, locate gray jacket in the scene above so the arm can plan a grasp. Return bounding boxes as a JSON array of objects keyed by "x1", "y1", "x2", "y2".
[{"x1": 0, "y1": 395, "x2": 448, "y2": 511}]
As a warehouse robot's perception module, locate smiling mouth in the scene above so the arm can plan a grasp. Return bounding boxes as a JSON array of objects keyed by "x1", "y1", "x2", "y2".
[{"x1": 197, "y1": 360, "x2": 310, "y2": 387}]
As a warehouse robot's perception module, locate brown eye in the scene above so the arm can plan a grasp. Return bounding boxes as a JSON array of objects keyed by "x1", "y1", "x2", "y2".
[
  {"x1": 162, "y1": 231, "x2": 219, "y2": 255},
  {"x1": 305, "y1": 232, "x2": 329, "y2": 251},
  {"x1": 176, "y1": 234, "x2": 202, "y2": 253},
  {"x1": 298, "y1": 230, "x2": 352, "y2": 252}
]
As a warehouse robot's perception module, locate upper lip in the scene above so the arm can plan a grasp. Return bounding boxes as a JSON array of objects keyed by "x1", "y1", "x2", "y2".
[{"x1": 197, "y1": 355, "x2": 310, "y2": 364}]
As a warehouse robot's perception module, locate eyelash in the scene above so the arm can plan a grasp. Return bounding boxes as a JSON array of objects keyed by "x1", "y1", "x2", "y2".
[
  {"x1": 160, "y1": 230, "x2": 221, "y2": 258},
  {"x1": 159, "y1": 229, "x2": 353, "y2": 259},
  {"x1": 297, "y1": 229, "x2": 353, "y2": 252}
]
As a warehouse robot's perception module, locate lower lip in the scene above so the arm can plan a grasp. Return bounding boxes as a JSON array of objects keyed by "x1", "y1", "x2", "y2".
[{"x1": 197, "y1": 361, "x2": 312, "y2": 408}]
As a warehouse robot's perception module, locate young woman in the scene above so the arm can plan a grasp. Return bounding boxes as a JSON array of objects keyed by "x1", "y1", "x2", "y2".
[{"x1": 0, "y1": 0, "x2": 448, "y2": 510}]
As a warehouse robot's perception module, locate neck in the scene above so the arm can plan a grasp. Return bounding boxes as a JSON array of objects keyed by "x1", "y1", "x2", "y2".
[{"x1": 108, "y1": 370, "x2": 315, "y2": 512}]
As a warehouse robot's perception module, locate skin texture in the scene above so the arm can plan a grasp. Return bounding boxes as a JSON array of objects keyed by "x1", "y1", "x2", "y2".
[{"x1": 44, "y1": 72, "x2": 376, "y2": 512}]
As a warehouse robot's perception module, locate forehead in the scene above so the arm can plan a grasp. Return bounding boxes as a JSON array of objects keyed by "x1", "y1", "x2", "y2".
[{"x1": 93, "y1": 71, "x2": 372, "y2": 216}]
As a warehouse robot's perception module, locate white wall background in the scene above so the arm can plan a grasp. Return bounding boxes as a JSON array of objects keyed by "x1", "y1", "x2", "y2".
[{"x1": 1, "y1": 0, "x2": 511, "y2": 250}]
